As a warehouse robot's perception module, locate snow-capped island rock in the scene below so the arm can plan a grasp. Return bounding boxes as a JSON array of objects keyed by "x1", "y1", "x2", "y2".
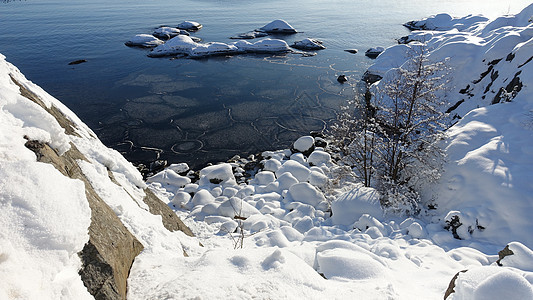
[
  {"x1": 177, "y1": 20, "x2": 203, "y2": 31},
  {"x1": 149, "y1": 36, "x2": 292, "y2": 58},
  {"x1": 291, "y1": 38, "x2": 326, "y2": 50},
  {"x1": 125, "y1": 34, "x2": 165, "y2": 48},
  {"x1": 259, "y1": 19, "x2": 297, "y2": 34},
  {"x1": 152, "y1": 26, "x2": 186, "y2": 39}
]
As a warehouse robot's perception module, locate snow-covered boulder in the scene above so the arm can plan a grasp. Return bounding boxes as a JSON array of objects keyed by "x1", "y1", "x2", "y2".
[
  {"x1": 191, "y1": 189, "x2": 216, "y2": 207},
  {"x1": 177, "y1": 21, "x2": 203, "y2": 31},
  {"x1": 233, "y1": 38, "x2": 292, "y2": 53},
  {"x1": 189, "y1": 42, "x2": 239, "y2": 57},
  {"x1": 217, "y1": 197, "x2": 262, "y2": 219},
  {"x1": 125, "y1": 34, "x2": 164, "y2": 48},
  {"x1": 307, "y1": 150, "x2": 331, "y2": 166},
  {"x1": 167, "y1": 162, "x2": 189, "y2": 174},
  {"x1": 291, "y1": 38, "x2": 326, "y2": 50},
  {"x1": 286, "y1": 182, "x2": 326, "y2": 208},
  {"x1": 275, "y1": 160, "x2": 311, "y2": 183},
  {"x1": 292, "y1": 135, "x2": 315, "y2": 155},
  {"x1": 449, "y1": 266, "x2": 533, "y2": 300},
  {"x1": 149, "y1": 35, "x2": 197, "y2": 57},
  {"x1": 331, "y1": 184, "x2": 382, "y2": 226},
  {"x1": 146, "y1": 169, "x2": 191, "y2": 187},
  {"x1": 152, "y1": 27, "x2": 184, "y2": 39},
  {"x1": 199, "y1": 163, "x2": 237, "y2": 186},
  {"x1": 260, "y1": 19, "x2": 297, "y2": 33}
]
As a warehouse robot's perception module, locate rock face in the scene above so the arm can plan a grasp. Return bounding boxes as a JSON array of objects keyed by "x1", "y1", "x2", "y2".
[{"x1": 12, "y1": 76, "x2": 193, "y2": 299}]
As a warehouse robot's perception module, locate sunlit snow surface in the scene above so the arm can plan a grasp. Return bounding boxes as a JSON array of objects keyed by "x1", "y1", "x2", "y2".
[
  {"x1": 2, "y1": 4, "x2": 533, "y2": 300},
  {"x1": 142, "y1": 6, "x2": 533, "y2": 300}
]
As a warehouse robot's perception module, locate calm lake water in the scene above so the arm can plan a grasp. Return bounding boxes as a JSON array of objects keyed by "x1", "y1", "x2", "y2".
[{"x1": 0, "y1": 0, "x2": 529, "y2": 168}]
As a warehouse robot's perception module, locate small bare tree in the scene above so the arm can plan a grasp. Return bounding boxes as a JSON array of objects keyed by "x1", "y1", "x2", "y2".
[{"x1": 330, "y1": 43, "x2": 450, "y2": 215}]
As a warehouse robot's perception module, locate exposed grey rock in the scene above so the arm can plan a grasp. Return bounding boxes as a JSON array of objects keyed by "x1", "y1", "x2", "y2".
[{"x1": 444, "y1": 270, "x2": 468, "y2": 299}]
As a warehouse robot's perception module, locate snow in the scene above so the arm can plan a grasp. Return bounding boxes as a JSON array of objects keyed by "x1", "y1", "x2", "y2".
[
  {"x1": 152, "y1": 27, "x2": 183, "y2": 39},
  {"x1": 450, "y1": 267, "x2": 533, "y2": 300},
  {"x1": 293, "y1": 135, "x2": 314, "y2": 153},
  {"x1": 176, "y1": 21, "x2": 202, "y2": 31},
  {"x1": 149, "y1": 35, "x2": 291, "y2": 58},
  {"x1": 260, "y1": 19, "x2": 297, "y2": 33},
  {"x1": 125, "y1": 34, "x2": 164, "y2": 47},
  {"x1": 4, "y1": 4, "x2": 533, "y2": 300},
  {"x1": 291, "y1": 38, "x2": 326, "y2": 50},
  {"x1": 331, "y1": 184, "x2": 382, "y2": 226}
]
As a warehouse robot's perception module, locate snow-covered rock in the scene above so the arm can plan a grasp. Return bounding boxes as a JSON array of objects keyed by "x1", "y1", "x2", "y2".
[
  {"x1": 291, "y1": 38, "x2": 326, "y2": 50},
  {"x1": 275, "y1": 160, "x2": 311, "y2": 183},
  {"x1": 260, "y1": 19, "x2": 297, "y2": 34},
  {"x1": 125, "y1": 34, "x2": 164, "y2": 48},
  {"x1": 307, "y1": 150, "x2": 331, "y2": 166},
  {"x1": 199, "y1": 163, "x2": 236, "y2": 186},
  {"x1": 293, "y1": 135, "x2": 315, "y2": 154},
  {"x1": 149, "y1": 35, "x2": 197, "y2": 57},
  {"x1": 217, "y1": 197, "x2": 262, "y2": 219},
  {"x1": 153, "y1": 27, "x2": 184, "y2": 39},
  {"x1": 286, "y1": 182, "x2": 326, "y2": 208},
  {"x1": 146, "y1": 169, "x2": 191, "y2": 187},
  {"x1": 331, "y1": 184, "x2": 382, "y2": 226},
  {"x1": 233, "y1": 38, "x2": 292, "y2": 53},
  {"x1": 177, "y1": 21, "x2": 202, "y2": 31}
]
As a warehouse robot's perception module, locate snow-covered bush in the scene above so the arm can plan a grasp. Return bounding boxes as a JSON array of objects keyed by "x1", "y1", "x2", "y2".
[{"x1": 329, "y1": 43, "x2": 450, "y2": 215}]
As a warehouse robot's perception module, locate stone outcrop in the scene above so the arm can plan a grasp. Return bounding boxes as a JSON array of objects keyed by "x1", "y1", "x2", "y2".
[{"x1": 12, "y1": 75, "x2": 194, "y2": 299}]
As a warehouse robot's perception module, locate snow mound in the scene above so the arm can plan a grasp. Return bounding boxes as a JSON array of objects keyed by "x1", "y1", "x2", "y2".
[
  {"x1": 331, "y1": 184, "x2": 382, "y2": 226},
  {"x1": 450, "y1": 266, "x2": 533, "y2": 300},
  {"x1": 260, "y1": 19, "x2": 297, "y2": 33}
]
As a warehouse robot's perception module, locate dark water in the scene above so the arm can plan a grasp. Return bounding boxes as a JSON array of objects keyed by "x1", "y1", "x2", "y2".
[{"x1": 0, "y1": 0, "x2": 528, "y2": 168}]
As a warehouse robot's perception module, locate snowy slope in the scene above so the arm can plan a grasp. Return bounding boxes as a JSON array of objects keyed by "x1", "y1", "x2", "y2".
[
  {"x1": 0, "y1": 53, "x2": 199, "y2": 299},
  {"x1": 373, "y1": 4, "x2": 533, "y2": 249}
]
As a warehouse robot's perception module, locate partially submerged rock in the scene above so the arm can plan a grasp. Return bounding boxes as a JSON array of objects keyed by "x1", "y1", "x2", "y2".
[
  {"x1": 125, "y1": 34, "x2": 165, "y2": 48},
  {"x1": 149, "y1": 36, "x2": 293, "y2": 58},
  {"x1": 365, "y1": 47, "x2": 385, "y2": 58},
  {"x1": 177, "y1": 21, "x2": 203, "y2": 31},
  {"x1": 260, "y1": 19, "x2": 297, "y2": 34},
  {"x1": 344, "y1": 49, "x2": 358, "y2": 54},
  {"x1": 233, "y1": 38, "x2": 292, "y2": 53},
  {"x1": 152, "y1": 27, "x2": 186, "y2": 39},
  {"x1": 291, "y1": 38, "x2": 325, "y2": 50},
  {"x1": 337, "y1": 75, "x2": 348, "y2": 83},
  {"x1": 230, "y1": 30, "x2": 269, "y2": 39}
]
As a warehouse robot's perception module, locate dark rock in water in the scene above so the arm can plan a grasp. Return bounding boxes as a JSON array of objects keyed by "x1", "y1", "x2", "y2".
[
  {"x1": 365, "y1": 47, "x2": 384, "y2": 59},
  {"x1": 68, "y1": 59, "x2": 87, "y2": 65},
  {"x1": 362, "y1": 71, "x2": 382, "y2": 84},
  {"x1": 344, "y1": 49, "x2": 358, "y2": 54},
  {"x1": 397, "y1": 36, "x2": 411, "y2": 44},
  {"x1": 315, "y1": 137, "x2": 327, "y2": 148},
  {"x1": 150, "y1": 160, "x2": 167, "y2": 174},
  {"x1": 337, "y1": 75, "x2": 348, "y2": 83}
]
